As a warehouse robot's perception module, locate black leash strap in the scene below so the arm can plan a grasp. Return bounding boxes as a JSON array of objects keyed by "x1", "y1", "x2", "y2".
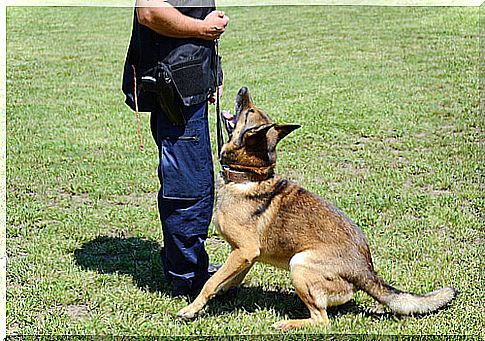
[{"x1": 215, "y1": 39, "x2": 224, "y2": 160}]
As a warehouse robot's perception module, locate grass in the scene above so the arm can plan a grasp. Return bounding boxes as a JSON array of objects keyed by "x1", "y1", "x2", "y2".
[{"x1": 6, "y1": 5, "x2": 483, "y2": 337}]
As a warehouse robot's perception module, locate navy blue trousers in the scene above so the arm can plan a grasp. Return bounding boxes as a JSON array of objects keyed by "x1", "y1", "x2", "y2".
[{"x1": 150, "y1": 102, "x2": 214, "y2": 296}]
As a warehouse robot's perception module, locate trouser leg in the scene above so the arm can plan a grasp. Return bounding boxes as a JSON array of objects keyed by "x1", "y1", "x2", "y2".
[{"x1": 150, "y1": 102, "x2": 214, "y2": 296}]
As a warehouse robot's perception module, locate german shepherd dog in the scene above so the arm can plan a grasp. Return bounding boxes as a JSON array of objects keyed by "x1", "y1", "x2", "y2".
[{"x1": 177, "y1": 87, "x2": 456, "y2": 330}]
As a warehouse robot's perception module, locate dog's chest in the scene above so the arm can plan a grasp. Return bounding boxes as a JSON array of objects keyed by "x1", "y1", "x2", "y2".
[
  {"x1": 216, "y1": 181, "x2": 253, "y2": 215},
  {"x1": 214, "y1": 178, "x2": 264, "y2": 235}
]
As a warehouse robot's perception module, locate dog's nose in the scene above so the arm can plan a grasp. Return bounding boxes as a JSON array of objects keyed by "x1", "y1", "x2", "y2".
[
  {"x1": 238, "y1": 87, "x2": 248, "y2": 97},
  {"x1": 236, "y1": 87, "x2": 251, "y2": 115}
]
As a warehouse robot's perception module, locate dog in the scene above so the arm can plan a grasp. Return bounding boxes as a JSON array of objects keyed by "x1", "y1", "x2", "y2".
[{"x1": 176, "y1": 87, "x2": 456, "y2": 330}]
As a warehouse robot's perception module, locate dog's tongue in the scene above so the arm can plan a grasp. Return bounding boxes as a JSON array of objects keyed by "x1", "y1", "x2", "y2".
[
  {"x1": 222, "y1": 110, "x2": 235, "y2": 120},
  {"x1": 222, "y1": 110, "x2": 236, "y2": 127}
]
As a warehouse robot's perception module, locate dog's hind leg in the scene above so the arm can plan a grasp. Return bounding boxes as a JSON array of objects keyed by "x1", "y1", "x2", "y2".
[{"x1": 274, "y1": 264, "x2": 331, "y2": 331}]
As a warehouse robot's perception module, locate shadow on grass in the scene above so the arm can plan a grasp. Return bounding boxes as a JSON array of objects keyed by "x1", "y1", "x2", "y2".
[
  {"x1": 204, "y1": 286, "x2": 388, "y2": 321},
  {"x1": 205, "y1": 286, "x2": 308, "y2": 319},
  {"x1": 74, "y1": 235, "x2": 170, "y2": 293},
  {"x1": 74, "y1": 236, "x2": 395, "y2": 321}
]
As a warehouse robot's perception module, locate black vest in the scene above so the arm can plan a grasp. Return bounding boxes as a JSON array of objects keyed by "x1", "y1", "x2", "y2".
[{"x1": 122, "y1": 2, "x2": 216, "y2": 112}]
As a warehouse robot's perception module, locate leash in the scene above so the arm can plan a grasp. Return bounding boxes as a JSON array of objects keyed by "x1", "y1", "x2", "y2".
[
  {"x1": 215, "y1": 39, "x2": 224, "y2": 160},
  {"x1": 132, "y1": 65, "x2": 145, "y2": 152}
]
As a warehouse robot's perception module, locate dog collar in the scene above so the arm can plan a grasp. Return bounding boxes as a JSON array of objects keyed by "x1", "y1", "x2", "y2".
[{"x1": 221, "y1": 166, "x2": 274, "y2": 183}]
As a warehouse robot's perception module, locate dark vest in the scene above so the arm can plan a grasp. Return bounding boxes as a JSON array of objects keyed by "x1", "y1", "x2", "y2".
[{"x1": 122, "y1": 1, "x2": 216, "y2": 112}]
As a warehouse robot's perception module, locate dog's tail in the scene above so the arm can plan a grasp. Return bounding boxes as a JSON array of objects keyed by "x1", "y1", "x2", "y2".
[{"x1": 358, "y1": 272, "x2": 456, "y2": 315}]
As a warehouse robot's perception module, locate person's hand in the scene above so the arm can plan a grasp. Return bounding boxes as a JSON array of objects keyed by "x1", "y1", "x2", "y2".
[
  {"x1": 209, "y1": 85, "x2": 223, "y2": 105},
  {"x1": 199, "y1": 10, "x2": 229, "y2": 40}
]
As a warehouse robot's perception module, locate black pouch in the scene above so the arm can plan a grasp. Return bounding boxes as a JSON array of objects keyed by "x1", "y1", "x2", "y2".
[
  {"x1": 164, "y1": 43, "x2": 214, "y2": 107},
  {"x1": 141, "y1": 62, "x2": 186, "y2": 126},
  {"x1": 141, "y1": 43, "x2": 216, "y2": 125}
]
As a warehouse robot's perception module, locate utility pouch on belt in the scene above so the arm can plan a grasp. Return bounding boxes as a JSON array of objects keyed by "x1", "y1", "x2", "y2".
[
  {"x1": 140, "y1": 43, "x2": 215, "y2": 126},
  {"x1": 141, "y1": 63, "x2": 186, "y2": 126}
]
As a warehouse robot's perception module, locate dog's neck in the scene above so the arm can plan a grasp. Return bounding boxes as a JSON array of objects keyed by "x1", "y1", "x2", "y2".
[{"x1": 221, "y1": 164, "x2": 275, "y2": 183}]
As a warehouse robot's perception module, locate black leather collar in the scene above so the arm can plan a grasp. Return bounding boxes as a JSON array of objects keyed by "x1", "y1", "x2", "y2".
[{"x1": 220, "y1": 166, "x2": 274, "y2": 183}]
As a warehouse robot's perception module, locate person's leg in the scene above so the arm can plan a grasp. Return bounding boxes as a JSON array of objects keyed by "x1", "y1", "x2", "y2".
[{"x1": 150, "y1": 102, "x2": 214, "y2": 296}]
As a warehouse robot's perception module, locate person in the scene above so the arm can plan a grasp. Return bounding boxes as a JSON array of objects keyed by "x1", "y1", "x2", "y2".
[{"x1": 122, "y1": 0, "x2": 229, "y2": 297}]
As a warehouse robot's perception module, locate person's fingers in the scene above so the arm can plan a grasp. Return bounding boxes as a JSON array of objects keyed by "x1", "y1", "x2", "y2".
[
  {"x1": 222, "y1": 15, "x2": 229, "y2": 26},
  {"x1": 208, "y1": 92, "x2": 216, "y2": 104}
]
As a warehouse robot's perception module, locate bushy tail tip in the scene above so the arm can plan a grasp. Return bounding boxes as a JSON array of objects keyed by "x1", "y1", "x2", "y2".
[
  {"x1": 387, "y1": 286, "x2": 457, "y2": 315},
  {"x1": 360, "y1": 273, "x2": 457, "y2": 315}
]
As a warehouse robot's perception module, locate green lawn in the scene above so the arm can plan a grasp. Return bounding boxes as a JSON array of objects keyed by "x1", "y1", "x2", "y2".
[{"x1": 6, "y1": 5, "x2": 483, "y2": 336}]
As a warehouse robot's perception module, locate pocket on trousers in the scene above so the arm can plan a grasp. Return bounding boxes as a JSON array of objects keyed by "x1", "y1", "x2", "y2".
[{"x1": 160, "y1": 127, "x2": 210, "y2": 200}]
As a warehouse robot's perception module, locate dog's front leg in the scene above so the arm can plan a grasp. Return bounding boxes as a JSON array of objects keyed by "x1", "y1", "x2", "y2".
[
  {"x1": 176, "y1": 248, "x2": 258, "y2": 320},
  {"x1": 219, "y1": 265, "x2": 252, "y2": 293}
]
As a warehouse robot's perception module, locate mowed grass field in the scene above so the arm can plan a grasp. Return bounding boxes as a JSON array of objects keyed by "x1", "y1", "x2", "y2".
[{"x1": 6, "y1": 5, "x2": 483, "y2": 336}]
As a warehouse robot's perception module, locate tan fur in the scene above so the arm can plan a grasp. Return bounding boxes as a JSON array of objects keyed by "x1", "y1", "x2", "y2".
[{"x1": 176, "y1": 87, "x2": 456, "y2": 330}]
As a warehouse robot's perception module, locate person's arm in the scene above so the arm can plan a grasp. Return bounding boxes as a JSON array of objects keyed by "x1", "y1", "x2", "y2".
[{"x1": 136, "y1": 0, "x2": 229, "y2": 41}]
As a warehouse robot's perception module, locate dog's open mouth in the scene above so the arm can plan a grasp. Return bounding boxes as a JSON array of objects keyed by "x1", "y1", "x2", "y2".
[
  {"x1": 223, "y1": 110, "x2": 236, "y2": 128},
  {"x1": 222, "y1": 86, "x2": 252, "y2": 139},
  {"x1": 222, "y1": 110, "x2": 237, "y2": 138}
]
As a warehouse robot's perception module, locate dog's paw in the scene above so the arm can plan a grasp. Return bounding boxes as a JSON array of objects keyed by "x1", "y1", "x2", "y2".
[
  {"x1": 273, "y1": 319, "x2": 305, "y2": 331},
  {"x1": 176, "y1": 306, "x2": 198, "y2": 321},
  {"x1": 274, "y1": 318, "x2": 329, "y2": 331}
]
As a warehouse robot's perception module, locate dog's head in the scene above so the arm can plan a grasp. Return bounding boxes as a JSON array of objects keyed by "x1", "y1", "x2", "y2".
[{"x1": 220, "y1": 87, "x2": 300, "y2": 172}]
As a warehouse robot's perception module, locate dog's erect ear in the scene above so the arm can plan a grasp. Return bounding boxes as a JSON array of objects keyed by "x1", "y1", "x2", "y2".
[
  {"x1": 268, "y1": 124, "x2": 301, "y2": 149},
  {"x1": 237, "y1": 123, "x2": 275, "y2": 147}
]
